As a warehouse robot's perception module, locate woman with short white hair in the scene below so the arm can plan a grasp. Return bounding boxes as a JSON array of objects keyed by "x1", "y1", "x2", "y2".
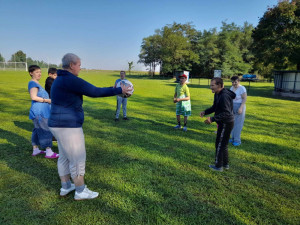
[{"x1": 48, "y1": 53, "x2": 132, "y2": 200}]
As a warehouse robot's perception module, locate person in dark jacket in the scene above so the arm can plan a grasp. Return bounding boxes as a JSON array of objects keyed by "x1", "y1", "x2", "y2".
[
  {"x1": 48, "y1": 53, "x2": 132, "y2": 200},
  {"x1": 200, "y1": 77, "x2": 236, "y2": 172},
  {"x1": 45, "y1": 68, "x2": 57, "y2": 98}
]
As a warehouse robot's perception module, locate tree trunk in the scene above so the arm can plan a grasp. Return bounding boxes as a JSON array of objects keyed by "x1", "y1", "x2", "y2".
[{"x1": 160, "y1": 61, "x2": 163, "y2": 75}]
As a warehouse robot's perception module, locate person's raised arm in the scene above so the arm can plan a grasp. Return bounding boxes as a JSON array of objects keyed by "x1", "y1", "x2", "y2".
[{"x1": 66, "y1": 76, "x2": 122, "y2": 97}]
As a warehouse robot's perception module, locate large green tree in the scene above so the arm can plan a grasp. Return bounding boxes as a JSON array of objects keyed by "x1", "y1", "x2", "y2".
[
  {"x1": 138, "y1": 34, "x2": 162, "y2": 76},
  {"x1": 159, "y1": 23, "x2": 199, "y2": 74},
  {"x1": 139, "y1": 22, "x2": 199, "y2": 75},
  {"x1": 252, "y1": 0, "x2": 300, "y2": 70},
  {"x1": 10, "y1": 50, "x2": 26, "y2": 62},
  {"x1": 193, "y1": 29, "x2": 221, "y2": 77},
  {"x1": 192, "y1": 22, "x2": 254, "y2": 78},
  {"x1": 218, "y1": 22, "x2": 254, "y2": 77}
]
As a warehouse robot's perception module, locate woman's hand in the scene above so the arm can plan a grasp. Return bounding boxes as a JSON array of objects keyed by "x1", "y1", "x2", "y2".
[
  {"x1": 238, "y1": 107, "x2": 243, "y2": 114},
  {"x1": 121, "y1": 83, "x2": 133, "y2": 97}
]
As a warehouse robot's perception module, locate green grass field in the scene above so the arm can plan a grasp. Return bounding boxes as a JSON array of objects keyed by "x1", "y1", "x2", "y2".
[{"x1": 0, "y1": 70, "x2": 299, "y2": 225}]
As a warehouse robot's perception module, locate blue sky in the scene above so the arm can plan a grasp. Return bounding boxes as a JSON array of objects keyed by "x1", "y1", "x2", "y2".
[{"x1": 0, "y1": 0, "x2": 278, "y2": 70}]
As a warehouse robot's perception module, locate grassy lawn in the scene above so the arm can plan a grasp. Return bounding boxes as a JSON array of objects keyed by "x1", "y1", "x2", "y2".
[{"x1": 0, "y1": 70, "x2": 299, "y2": 225}]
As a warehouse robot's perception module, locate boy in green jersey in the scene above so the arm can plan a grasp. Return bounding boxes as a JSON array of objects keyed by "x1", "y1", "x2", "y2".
[{"x1": 173, "y1": 74, "x2": 191, "y2": 131}]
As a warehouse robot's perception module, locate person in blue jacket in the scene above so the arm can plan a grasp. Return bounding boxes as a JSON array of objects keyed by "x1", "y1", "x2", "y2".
[{"x1": 48, "y1": 53, "x2": 132, "y2": 200}]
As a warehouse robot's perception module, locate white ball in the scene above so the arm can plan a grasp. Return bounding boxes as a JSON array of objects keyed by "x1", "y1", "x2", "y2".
[{"x1": 117, "y1": 79, "x2": 134, "y2": 97}]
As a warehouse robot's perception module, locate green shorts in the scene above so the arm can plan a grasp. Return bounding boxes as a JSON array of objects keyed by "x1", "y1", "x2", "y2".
[{"x1": 176, "y1": 99, "x2": 191, "y2": 116}]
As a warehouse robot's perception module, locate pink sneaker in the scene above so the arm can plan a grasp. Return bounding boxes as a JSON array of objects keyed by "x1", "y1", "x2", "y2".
[
  {"x1": 45, "y1": 152, "x2": 59, "y2": 159},
  {"x1": 32, "y1": 150, "x2": 45, "y2": 156}
]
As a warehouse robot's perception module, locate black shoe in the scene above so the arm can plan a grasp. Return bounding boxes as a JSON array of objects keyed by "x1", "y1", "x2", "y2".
[
  {"x1": 123, "y1": 117, "x2": 129, "y2": 120},
  {"x1": 223, "y1": 165, "x2": 229, "y2": 170},
  {"x1": 115, "y1": 118, "x2": 119, "y2": 122}
]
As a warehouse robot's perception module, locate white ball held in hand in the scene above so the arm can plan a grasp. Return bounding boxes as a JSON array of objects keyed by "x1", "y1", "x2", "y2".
[{"x1": 117, "y1": 80, "x2": 134, "y2": 98}]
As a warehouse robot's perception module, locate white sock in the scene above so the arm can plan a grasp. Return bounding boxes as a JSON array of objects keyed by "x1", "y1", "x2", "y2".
[{"x1": 46, "y1": 148, "x2": 54, "y2": 156}]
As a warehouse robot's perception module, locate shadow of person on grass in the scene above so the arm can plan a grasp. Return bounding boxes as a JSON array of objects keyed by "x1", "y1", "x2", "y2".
[{"x1": 0, "y1": 128, "x2": 59, "y2": 187}]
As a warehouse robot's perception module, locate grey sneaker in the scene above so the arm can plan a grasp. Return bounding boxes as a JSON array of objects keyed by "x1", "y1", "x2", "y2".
[
  {"x1": 209, "y1": 165, "x2": 223, "y2": 172},
  {"x1": 174, "y1": 125, "x2": 181, "y2": 129},
  {"x1": 60, "y1": 183, "x2": 75, "y2": 196},
  {"x1": 183, "y1": 126, "x2": 187, "y2": 132},
  {"x1": 74, "y1": 186, "x2": 99, "y2": 201}
]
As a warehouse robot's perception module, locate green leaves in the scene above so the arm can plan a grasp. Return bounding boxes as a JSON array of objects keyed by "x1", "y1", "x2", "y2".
[
  {"x1": 139, "y1": 21, "x2": 254, "y2": 77},
  {"x1": 252, "y1": 0, "x2": 300, "y2": 70}
]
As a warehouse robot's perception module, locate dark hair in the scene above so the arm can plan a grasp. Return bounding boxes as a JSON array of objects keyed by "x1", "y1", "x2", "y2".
[
  {"x1": 48, "y1": 67, "x2": 57, "y2": 74},
  {"x1": 28, "y1": 65, "x2": 40, "y2": 75},
  {"x1": 231, "y1": 76, "x2": 239, "y2": 82},
  {"x1": 211, "y1": 77, "x2": 223, "y2": 87},
  {"x1": 120, "y1": 70, "x2": 126, "y2": 74}
]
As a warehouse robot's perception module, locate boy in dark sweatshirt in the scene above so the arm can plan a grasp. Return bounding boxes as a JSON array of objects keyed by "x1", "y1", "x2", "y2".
[
  {"x1": 200, "y1": 77, "x2": 236, "y2": 172},
  {"x1": 45, "y1": 68, "x2": 57, "y2": 98}
]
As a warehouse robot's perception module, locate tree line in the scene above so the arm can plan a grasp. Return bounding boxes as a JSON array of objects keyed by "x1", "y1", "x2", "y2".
[
  {"x1": 0, "y1": 50, "x2": 59, "y2": 68},
  {"x1": 138, "y1": 0, "x2": 300, "y2": 78}
]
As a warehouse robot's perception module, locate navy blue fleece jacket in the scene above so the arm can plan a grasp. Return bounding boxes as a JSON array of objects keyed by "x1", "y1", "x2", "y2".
[
  {"x1": 48, "y1": 70, "x2": 122, "y2": 127},
  {"x1": 204, "y1": 88, "x2": 236, "y2": 123}
]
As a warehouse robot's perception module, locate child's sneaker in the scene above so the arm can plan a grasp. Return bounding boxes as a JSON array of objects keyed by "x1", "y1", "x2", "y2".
[
  {"x1": 174, "y1": 125, "x2": 181, "y2": 129},
  {"x1": 32, "y1": 148, "x2": 45, "y2": 156},
  {"x1": 74, "y1": 186, "x2": 99, "y2": 201},
  {"x1": 232, "y1": 142, "x2": 241, "y2": 146},
  {"x1": 60, "y1": 183, "x2": 75, "y2": 196},
  {"x1": 229, "y1": 139, "x2": 233, "y2": 143},
  {"x1": 183, "y1": 126, "x2": 187, "y2": 132}
]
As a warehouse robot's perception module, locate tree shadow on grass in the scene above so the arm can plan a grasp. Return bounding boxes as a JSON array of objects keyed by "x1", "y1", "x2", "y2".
[{"x1": 13, "y1": 120, "x2": 33, "y2": 132}]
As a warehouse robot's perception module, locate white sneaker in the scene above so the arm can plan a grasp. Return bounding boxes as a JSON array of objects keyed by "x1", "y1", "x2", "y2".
[
  {"x1": 60, "y1": 183, "x2": 75, "y2": 196},
  {"x1": 74, "y1": 186, "x2": 99, "y2": 201}
]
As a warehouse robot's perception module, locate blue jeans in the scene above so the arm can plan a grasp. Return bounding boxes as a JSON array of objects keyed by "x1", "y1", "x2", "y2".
[
  {"x1": 231, "y1": 103, "x2": 246, "y2": 144},
  {"x1": 31, "y1": 117, "x2": 53, "y2": 149},
  {"x1": 115, "y1": 96, "x2": 127, "y2": 119}
]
